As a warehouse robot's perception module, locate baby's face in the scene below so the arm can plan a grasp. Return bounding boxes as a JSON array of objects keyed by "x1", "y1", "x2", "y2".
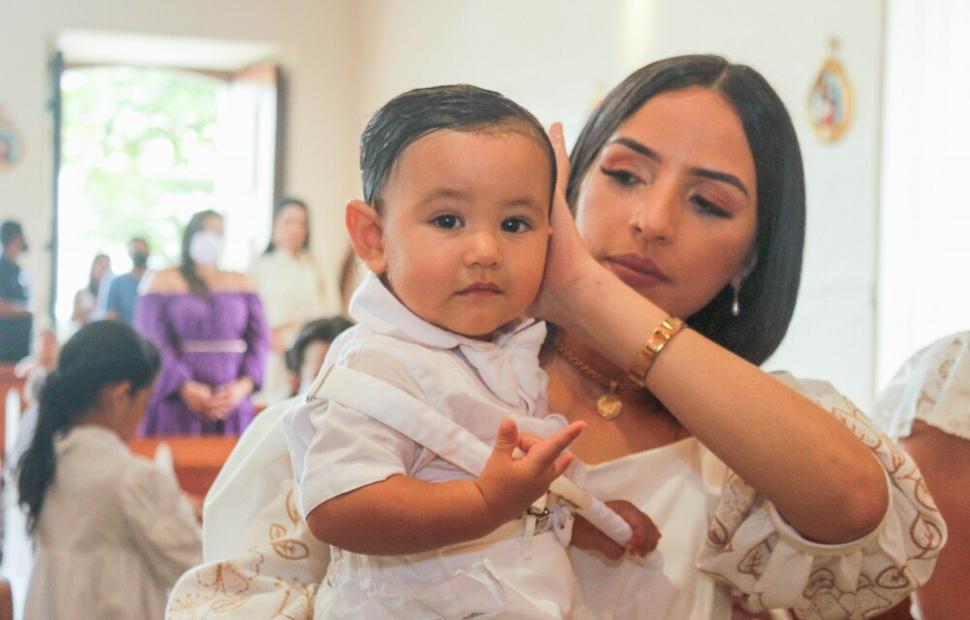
[{"x1": 377, "y1": 129, "x2": 552, "y2": 338}]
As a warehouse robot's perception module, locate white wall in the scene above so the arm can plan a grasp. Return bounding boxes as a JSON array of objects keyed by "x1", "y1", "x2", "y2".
[
  {"x1": 0, "y1": 0, "x2": 360, "y2": 319},
  {"x1": 356, "y1": 0, "x2": 886, "y2": 406},
  {"x1": 1, "y1": 0, "x2": 887, "y2": 405}
]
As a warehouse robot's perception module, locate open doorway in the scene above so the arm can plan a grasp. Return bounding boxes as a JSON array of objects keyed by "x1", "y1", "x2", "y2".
[{"x1": 52, "y1": 33, "x2": 282, "y2": 329}]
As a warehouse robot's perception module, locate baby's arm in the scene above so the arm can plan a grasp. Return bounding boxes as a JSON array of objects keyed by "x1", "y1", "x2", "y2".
[{"x1": 305, "y1": 418, "x2": 585, "y2": 555}]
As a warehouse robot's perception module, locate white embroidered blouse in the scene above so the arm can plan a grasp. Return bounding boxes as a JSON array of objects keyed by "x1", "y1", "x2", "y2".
[{"x1": 872, "y1": 331, "x2": 970, "y2": 442}]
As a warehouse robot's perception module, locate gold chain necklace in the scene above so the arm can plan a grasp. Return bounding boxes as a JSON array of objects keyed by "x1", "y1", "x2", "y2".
[{"x1": 553, "y1": 337, "x2": 640, "y2": 420}]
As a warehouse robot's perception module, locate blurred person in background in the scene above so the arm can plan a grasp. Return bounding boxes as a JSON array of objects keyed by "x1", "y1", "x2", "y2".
[
  {"x1": 284, "y1": 316, "x2": 353, "y2": 397},
  {"x1": 0, "y1": 220, "x2": 32, "y2": 363},
  {"x1": 248, "y1": 197, "x2": 328, "y2": 401},
  {"x1": 71, "y1": 253, "x2": 111, "y2": 326},
  {"x1": 16, "y1": 320, "x2": 201, "y2": 619},
  {"x1": 104, "y1": 237, "x2": 151, "y2": 324},
  {"x1": 873, "y1": 332, "x2": 970, "y2": 620},
  {"x1": 135, "y1": 210, "x2": 269, "y2": 436}
]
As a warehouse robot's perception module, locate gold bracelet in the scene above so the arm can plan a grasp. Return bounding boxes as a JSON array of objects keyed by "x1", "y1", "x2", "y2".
[{"x1": 628, "y1": 317, "x2": 686, "y2": 386}]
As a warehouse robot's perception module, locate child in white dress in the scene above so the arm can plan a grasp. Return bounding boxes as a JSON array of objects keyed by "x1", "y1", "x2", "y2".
[
  {"x1": 284, "y1": 85, "x2": 658, "y2": 619},
  {"x1": 16, "y1": 320, "x2": 202, "y2": 619}
]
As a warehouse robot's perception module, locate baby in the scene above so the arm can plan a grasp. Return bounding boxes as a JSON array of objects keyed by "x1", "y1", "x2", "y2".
[{"x1": 284, "y1": 84, "x2": 658, "y2": 619}]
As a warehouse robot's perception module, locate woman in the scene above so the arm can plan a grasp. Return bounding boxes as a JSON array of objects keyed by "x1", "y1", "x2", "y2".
[
  {"x1": 248, "y1": 198, "x2": 329, "y2": 400},
  {"x1": 135, "y1": 210, "x2": 270, "y2": 436},
  {"x1": 17, "y1": 321, "x2": 201, "y2": 619},
  {"x1": 167, "y1": 57, "x2": 944, "y2": 620},
  {"x1": 873, "y1": 333, "x2": 970, "y2": 620},
  {"x1": 71, "y1": 253, "x2": 111, "y2": 325}
]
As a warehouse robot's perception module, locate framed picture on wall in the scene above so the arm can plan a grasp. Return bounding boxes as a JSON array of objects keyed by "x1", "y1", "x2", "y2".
[
  {"x1": 808, "y1": 40, "x2": 853, "y2": 143},
  {"x1": 0, "y1": 107, "x2": 24, "y2": 169}
]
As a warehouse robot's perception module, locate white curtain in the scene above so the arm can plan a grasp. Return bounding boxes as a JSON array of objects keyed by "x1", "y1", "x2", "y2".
[{"x1": 877, "y1": 0, "x2": 970, "y2": 387}]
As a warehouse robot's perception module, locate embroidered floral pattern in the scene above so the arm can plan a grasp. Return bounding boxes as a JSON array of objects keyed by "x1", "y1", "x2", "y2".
[
  {"x1": 167, "y1": 486, "x2": 321, "y2": 619},
  {"x1": 696, "y1": 380, "x2": 946, "y2": 619}
]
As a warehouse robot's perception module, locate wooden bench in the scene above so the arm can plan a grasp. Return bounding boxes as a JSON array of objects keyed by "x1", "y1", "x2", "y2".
[
  {"x1": 128, "y1": 436, "x2": 238, "y2": 497},
  {"x1": 0, "y1": 365, "x2": 26, "y2": 473}
]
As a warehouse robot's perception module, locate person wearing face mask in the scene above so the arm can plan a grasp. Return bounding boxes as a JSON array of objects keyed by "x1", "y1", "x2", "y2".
[
  {"x1": 248, "y1": 198, "x2": 330, "y2": 401},
  {"x1": 103, "y1": 237, "x2": 151, "y2": 324},
  {"x1": 134, "y1": 210, "x2": 270, "y2": 436}
]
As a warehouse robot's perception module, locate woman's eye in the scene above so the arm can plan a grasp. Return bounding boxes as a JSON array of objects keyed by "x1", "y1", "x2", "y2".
[
  {"x1": 600, "y1": 166, "x2": 642, "y2": 187},
  {"x1": 501, "y1": 217, "x2": 532, "y2": 233},
  {"x1": 691, "y1": 195, "x2": 731, "y2": 218},
  {"x1": 431, "y1": 214, "x2": 462, "y2": 229}
]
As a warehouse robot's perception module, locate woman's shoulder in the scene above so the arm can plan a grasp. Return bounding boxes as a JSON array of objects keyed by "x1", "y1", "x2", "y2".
[
  {"x1": 143, "y1": 268, "x2": 188, "y2": 295},
  {"x1": 873, "y1": 331, "x2": 970, "y2": 440},
  {"x1": 209, "y1": 270, "x2": 257, "y2": 294}
]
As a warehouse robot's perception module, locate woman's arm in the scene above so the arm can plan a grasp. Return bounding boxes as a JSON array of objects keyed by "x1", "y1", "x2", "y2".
[
  {"x1": 535, "y1": 124, "x2": 887, "y2": 544},
  {"x1": 306, "y1": 419, "x2": 582, "y2": 555},
  {"x1": 900, "y1": 421, "x2": 970, "y2": 619}
]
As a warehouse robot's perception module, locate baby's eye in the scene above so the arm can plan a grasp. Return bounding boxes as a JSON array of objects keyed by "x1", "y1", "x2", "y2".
[
  {"x1": 501, "y1": 217, "x2": 532, "y2": 233},
  {"x1": 431, "y1": 214, "x2": 463, "y2": 229}
]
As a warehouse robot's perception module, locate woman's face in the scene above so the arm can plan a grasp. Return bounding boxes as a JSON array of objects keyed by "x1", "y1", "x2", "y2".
[
  {"x1": 201, "y1": 215, "x2": 224, "y2": 236},
  {"x1": 92, "y1": 255, "x2": 111, "y2": 281},
  {"x1": 574, "y1": 87, "x2": 758, "y2": 318},
  {"x1": 274, "y1": 204, "x2": 309, "y2": 253}
]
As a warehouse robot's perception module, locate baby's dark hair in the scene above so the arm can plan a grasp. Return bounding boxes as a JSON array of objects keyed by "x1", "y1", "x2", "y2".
[
  {"x1": 17, "y1": 321, "x2": 160, "y2": 534},
  {"x1": 360, "y1": 84, "x2": 556, "y2": 211}
]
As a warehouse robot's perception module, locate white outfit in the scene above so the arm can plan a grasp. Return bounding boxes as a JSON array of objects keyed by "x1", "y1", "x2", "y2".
[
  {"x1": 569, "y1": 375, "x2": 945, "y2": 619},
  {"x1": 167, "y1": 325, "x2": 946, "y2": 620},
  {"x1": 26, "y1": 426, "x2": 201, "y2": 620},
  {"x1": 248, "y1": 249, "x2": 329, "y2": 399},
  {"x1": 872, "y1": 331, "x2": 970, "y2": 441},
  {"x1": 284, "y1": 273, "x2": 579, "y2": 619}
]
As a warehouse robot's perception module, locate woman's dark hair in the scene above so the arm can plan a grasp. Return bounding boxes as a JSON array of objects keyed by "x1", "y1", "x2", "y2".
[
  {"x1": 17, "y1": 321, "x2": 160, "y2": 534},
  {"x1": 179, "y1": 209, "x2": 221, "y2": 298},
  {"x1": 567, "y1": 55, "x2": 805, "y2": 365},
  {"x1": 263, "y1": 197, "x2": 311, "y2": 254},
  {"x1": 87, "y1": 253, "x2": 109, "y2": 296},
  {"x1": 360, "y1": 84, "x2": 556, "y2": 211},
  {"x1": 285, "y1": 316, "x2": 354, "y2": 374}
]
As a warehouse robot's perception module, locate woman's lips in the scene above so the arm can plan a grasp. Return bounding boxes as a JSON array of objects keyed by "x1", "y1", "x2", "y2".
[{"x1": 607, "y1": 255, "x2": 671, "y2": 288}]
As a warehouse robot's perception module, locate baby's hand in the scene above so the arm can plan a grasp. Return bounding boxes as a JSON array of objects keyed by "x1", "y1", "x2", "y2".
[
  {"x1": 571, "y1": 500, "x2": 661, "y2": 560},
  {"x1": 476, "y1": 418, "x2": 585, "y2": 526}
]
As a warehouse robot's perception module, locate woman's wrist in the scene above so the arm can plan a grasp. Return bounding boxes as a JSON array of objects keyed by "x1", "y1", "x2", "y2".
[{"x1": 549, "y1": 265, "x2": 669, "y2": 373}]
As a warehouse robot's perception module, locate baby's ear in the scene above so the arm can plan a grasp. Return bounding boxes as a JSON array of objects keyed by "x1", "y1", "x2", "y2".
[{"x1": 345, "y1": 200, "x2": 387, "y2": 274}]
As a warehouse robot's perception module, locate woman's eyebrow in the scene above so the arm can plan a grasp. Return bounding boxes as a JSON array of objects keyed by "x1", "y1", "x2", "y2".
[
  {"x1": 608, "y1": 137, "x2": 661, "y2": 162},
  {"x1": 608, "y1": 136, "x2": 750, "y2": 198},
  {"x1": 688, "y1": 167, "x2": 750, "y2": 197}
]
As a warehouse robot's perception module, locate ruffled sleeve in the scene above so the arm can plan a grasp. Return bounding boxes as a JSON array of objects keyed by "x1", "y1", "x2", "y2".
[
  {"x1": 240, "y1": 292, "x2": 271, "y2": 391},
  {"x1": 872, "y1": 332, "x2": 970, "y2": 442},
  {"x1": 696, "y1": 376, "x2": 947, "y2": 619},
  {"x1": 135, "y1": 293, "x2": 193, "y2": 399},
  {"x1": 120, "y1": 460, "x2": 203, "y2": 586}
]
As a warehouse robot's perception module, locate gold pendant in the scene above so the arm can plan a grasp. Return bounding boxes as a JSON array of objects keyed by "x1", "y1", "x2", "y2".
[{"x1": 596, "y1": 382, "x2": 623, "y2": 420}]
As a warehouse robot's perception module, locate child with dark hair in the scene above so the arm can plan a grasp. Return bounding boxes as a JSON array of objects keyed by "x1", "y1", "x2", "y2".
[
  {"x1": 17, "y1": 320, "x2": 201, "y2": 619},
  {"x1": 284, "y1": 85, "x2": 658, "y2": 619},
  {"x1": 285, "y1": 316, "x2": 354, "y2": 396}
]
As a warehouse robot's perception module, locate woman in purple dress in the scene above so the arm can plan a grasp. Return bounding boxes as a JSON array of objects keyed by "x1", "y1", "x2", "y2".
[{"x1": 135, "y1": 210, "x2": 270, "y2": 436}]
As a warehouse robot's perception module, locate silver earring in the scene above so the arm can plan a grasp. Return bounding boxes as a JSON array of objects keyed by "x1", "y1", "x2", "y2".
[{"x1": 731, "y1": 285, "x2": 741, "y2": 318}]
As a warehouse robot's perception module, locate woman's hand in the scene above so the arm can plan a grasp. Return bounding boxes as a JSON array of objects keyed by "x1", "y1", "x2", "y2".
[
  {"x1": 179, "y1": 381, "x2": 216, "y2": 420},
  {"x1": 475, "y1": 418, "x2": 585, "y2": 525},
  {"x1": 210, "y1": 377, "x2": 254, "y2": 419},
  {"x1": 530, "y1": 123, "x2": 604, "y2": 326}
]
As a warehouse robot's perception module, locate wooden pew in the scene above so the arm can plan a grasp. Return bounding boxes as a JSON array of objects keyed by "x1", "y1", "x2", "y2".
[
  {"x1": 128, "y1": 436, "x2": 237, "y2": 497},
  {"x1": 0, "y1": 365, "x2": 26, "y2": 474}
]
